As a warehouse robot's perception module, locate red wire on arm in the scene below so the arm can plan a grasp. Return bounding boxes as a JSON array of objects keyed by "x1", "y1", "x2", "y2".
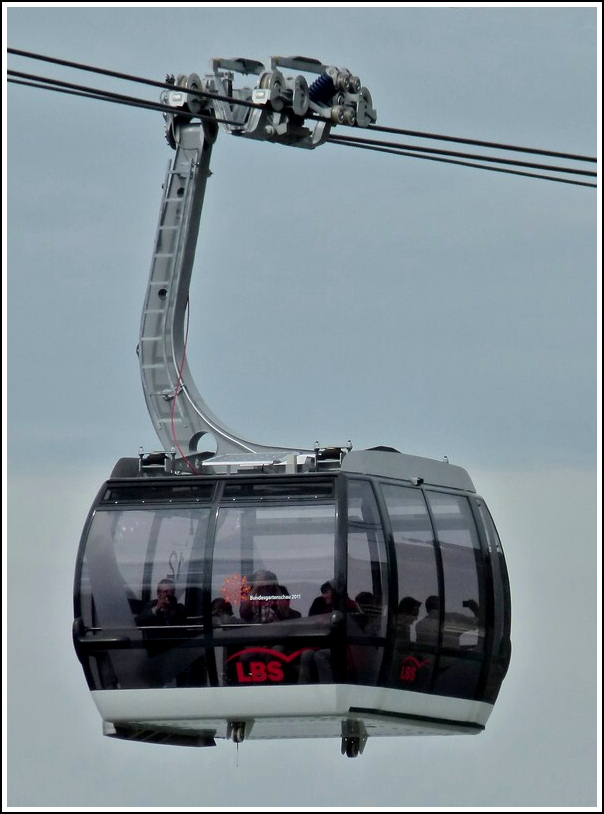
[{"x1": 170, "y1": 298, "x2": 199, "y2": 474}]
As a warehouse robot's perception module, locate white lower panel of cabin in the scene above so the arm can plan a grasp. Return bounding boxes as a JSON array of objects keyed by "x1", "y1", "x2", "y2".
[{"x1": 93, "y1": 684, "x2": 492, "y2": 742}]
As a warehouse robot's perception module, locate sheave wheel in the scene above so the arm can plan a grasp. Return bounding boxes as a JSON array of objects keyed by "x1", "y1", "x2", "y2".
[{"x1": 343, "y1": 737, "x2": 360, "y2": 758}]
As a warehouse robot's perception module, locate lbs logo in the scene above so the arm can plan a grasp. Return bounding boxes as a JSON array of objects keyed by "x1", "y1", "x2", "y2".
[
  {"x1": 226, "y1": 647, "x2": 314, "y2": 684},
  {"x1": 399, "y1": 655, "x2": 429, "y2": 683}
]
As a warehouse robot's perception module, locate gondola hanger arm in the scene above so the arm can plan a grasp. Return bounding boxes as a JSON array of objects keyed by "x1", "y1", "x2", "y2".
[{"x1": 138, "y1": 57, "x2": 376, "y2": 470}]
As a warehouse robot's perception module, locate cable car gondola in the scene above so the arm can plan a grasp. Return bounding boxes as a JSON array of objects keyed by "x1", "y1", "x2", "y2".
[
  {"x1": 72, "y1": 56, "x2": 511, "y2": 756},
  {"x1": 74, "y1": 446, "x2": 511, "y2": 757}
]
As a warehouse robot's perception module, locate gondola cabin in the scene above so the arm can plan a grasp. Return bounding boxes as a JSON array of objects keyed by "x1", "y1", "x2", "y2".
[{"x1": 73, "y1": 446, "x2": 511, "y2": 756}]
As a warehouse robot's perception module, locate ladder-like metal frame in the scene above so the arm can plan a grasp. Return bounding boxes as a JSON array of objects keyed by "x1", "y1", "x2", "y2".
[{"x1": 139, "y1": 119, "x2": 298, "y2": 458}]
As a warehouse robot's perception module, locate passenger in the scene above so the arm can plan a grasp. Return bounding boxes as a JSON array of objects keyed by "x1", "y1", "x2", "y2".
[
  {"x1": 135, "y1": 578, "x2": 196, "y2": 680},
  {"x1": 308, "y1": 581, "x2": 359, "y2": 616},
  {"x1": 414, "y1": 595, "x2": 440, "y2": 646},
  {"x1": 234, "y1": 573, "x2": 300, "y2": 684},
  {"x1": 298, "y1": 581, "x2": 359, "y2": 684},
  {"x1": 135, "y1": 578, "x2": 187, "y2": 628},
  {"x1": 275, "y1": 586, "x2": 302, "y2": 620},
  {"x1": 396, "y1": 596, "x2": 422, "y2": 645},
  {"x1": 415, "y1": 595, "x2": 480, "y2": 648},
  {"x1": 298, "y1": 648, "x2": 333, "y2": 684},
  {"x1": 239, "y1": 569, "x2": 282, "y2": 624},
  {"x1": 211, "y1": 597, "x2": 236, "y2": 626},
  {"x1": 308, "y1": 580, "x2": 335, "y2": 615}
]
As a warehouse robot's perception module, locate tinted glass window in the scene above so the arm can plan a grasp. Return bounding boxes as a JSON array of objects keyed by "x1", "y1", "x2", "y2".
[
  {"x1": 102, "y1": 482, "x2": 215, "y2": 503},
  {"x1": 381, "y1": 483, "x2": 438, "y2": 645},
  {"x1": 347, "y1": 480, "x2": 388, "y2": 637},
  {"x1": 477, "y1": 498, "x2": 512, "y2": 700},
  {"x1": 346, "y1": 480, "x2": 388, "y2": 685},
  {"x1": 379, "y1": 483, "x2": 436, "y2": 689},
  {"x1": 77, "y1": 507, "x2": 210, "y2": 690},
  {"x1": 211, "y1": 502, "x2": 336, "y2": 625},
  {"x1": 477, "y1": 499, "x2": 505, "y2": 557},
  {"x1": 425, "y1": 491, "x2": 485, "y2": 652},
  {"x1": 222, "y1": 479, "x2": 334, "y2": 500},
  {"x1": 210, "y1": 501, "x2": 337, "y2": 688},
  {"x1": 80, "y1": 507, "x2": 210, "y2": 629}
]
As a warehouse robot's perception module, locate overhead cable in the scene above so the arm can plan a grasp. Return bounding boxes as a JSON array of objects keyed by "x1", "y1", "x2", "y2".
[
  {"x1": 8, "y1": 46, "x2": 597, "y2": 166},
  {"x1": 365, "y1": 123, "x2": 596, "y2": 164},
  {"x1": 328, "y1": 139, "x2": 596, "y2": 188},
  {"x1": 7, "y1": 46, "x2": 263, "y2": 111},
  {"x1": 7, "y1": 71, "x2": 241, "y2": 126},
  {"x1": 328, "y1": 133, "x2": 597, "y2": 179},
  {"x1": 7, "y1": 47, "x2": 597, "y2": 189}
]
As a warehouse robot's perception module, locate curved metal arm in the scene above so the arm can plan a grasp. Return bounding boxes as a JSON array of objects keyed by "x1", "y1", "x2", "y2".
[
  {"x1": 138, "y1": 118, "x2": 298, "y2": 458},
  {"x1": 139, "y1": 58, "x2": 375, "y2": 463}
]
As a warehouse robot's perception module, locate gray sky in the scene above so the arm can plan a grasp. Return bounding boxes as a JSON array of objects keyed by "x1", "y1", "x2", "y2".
[{"x1": 4, "y1": 3, "x2": 600, "y2": 809}]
